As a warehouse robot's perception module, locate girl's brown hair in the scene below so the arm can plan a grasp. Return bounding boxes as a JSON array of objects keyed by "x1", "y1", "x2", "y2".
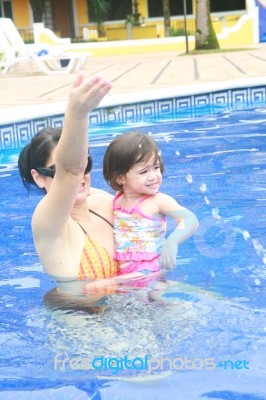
[{"x1": 103, "y1": 132, "x2": 164, "y2": 191}]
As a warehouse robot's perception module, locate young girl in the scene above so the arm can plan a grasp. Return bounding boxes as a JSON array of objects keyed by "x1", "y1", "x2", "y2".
[{"x1": 102, "y1": 132, "x2": 199, "y2": 286}]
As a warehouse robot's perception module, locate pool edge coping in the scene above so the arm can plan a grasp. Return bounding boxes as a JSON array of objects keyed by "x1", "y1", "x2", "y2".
[{"x1": 1, "y1": 76, "x2": 266, "y2": 125}]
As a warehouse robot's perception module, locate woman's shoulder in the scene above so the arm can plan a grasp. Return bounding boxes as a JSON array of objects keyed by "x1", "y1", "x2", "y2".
[
  {"x1": 87, "y1": 187, "x2": 114, "y2": 226},
  {"x1": 87, "y1": 187, "x2": 114, "y2": 208},
  {"x1": 88, "y1": 187, "x2": 114, "y2": 198}
]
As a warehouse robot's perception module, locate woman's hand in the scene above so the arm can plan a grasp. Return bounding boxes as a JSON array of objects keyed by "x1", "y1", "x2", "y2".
[
  {"x1": 67, "y1": 73, "x2": 113, "y2": 118},
  {"x1": 56, "y1": 73, "x2": 112, "y2": 176}
]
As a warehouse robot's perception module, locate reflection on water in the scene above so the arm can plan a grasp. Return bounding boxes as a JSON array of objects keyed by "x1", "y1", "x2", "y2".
[{"x1": 46, "y1": 288, "x2": 201, "y2": 360}]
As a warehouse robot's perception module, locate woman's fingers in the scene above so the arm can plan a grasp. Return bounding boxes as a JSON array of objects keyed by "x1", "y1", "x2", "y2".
[
  {"x1": 67, "y1": 74, "x2": 112, "y2": 117},
  {"x1": 76, "y1": 76, "x2": 112, "y2": 108},
  {"x1": 78, "y1": 75, "x2": 112, "y2": 95},
  {"x1": 85, "y1": 79, "x2": 112, "y2": 110},
  {"x1": 72, "y1": 72, "x2": 85, "y2": 88}
]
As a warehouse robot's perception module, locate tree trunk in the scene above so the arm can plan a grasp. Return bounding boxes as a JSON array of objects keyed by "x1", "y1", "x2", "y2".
[
  {"x1": 195, "y1": 0, "x2": 219, "y2": 50},
  {"x1": 163, "y1": 0, "x2": 171, "y2": 37}
]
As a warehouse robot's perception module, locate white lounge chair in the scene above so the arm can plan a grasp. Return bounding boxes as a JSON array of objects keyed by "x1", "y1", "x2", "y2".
[
  {"x1": 33, "y1": 22, "x2": 71, "y2": 46},
  {"x1": 0, "y1": 18, "x2": 87, "y2": 75},
  {"x1": 0, "y1": 26, "x2": 18, "y2": 74}
]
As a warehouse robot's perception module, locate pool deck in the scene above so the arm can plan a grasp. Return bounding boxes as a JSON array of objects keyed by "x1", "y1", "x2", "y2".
[{"x1": 1, "y1": 43, "x2": 266, "y2": 118}]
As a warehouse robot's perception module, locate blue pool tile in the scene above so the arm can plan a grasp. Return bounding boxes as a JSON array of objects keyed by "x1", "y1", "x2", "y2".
[{"x1": 1, "y1": 85, "x2": 266, "y2": 150}]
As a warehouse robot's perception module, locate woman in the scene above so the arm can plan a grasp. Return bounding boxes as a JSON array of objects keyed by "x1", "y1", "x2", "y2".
[{"x1": 18, "y1": 74, "x2": 118, "y2": 301}]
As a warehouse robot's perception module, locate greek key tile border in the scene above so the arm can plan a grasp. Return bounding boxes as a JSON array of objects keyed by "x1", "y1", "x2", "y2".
[{"x1": 1, "y1": 86, "x2": 266, "y2": 150}]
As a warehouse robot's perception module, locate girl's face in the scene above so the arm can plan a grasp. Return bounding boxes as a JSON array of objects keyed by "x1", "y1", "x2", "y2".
[{"x1": 121, "y1": 153, "x2": 162, "y2": 195}]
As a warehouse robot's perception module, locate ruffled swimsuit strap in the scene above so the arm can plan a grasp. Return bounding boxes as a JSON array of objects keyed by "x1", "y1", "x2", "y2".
[
  {"x1": 133, "y1": 194, "x2": 152, "y2": 212},
  {"x1": 113, "y1": 192, "x2": 124, "y2": 209},
  {"x1": 113, "y1": 192, "x2": 152, "y2": 213}
]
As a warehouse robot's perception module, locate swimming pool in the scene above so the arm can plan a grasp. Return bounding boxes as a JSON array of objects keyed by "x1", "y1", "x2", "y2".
[{"x1": 0, "y1": 103, "x2": 265, "y2": 399}]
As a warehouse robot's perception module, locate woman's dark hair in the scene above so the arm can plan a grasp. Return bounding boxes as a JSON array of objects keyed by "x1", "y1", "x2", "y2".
[
  {"x1": 18, "y1": 127, "x2": 62, "y2": 190},
  {"x1": 103, "y1": 132, "x2": 164, "y2": 191}
]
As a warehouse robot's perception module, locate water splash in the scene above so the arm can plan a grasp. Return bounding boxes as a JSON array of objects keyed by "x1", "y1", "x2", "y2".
[
  {"x1": 204, "y1": 196, "x2": 211, "y2": 205},
  {"x1": 212, "y1": 208, "x2": 221, "y2": 219},
  {"x1": 199, "y1": 183, "x2": 207, "y2": 192},
  {"x1": 186, "y1": 174, "x2": 193, "y2": 183}
]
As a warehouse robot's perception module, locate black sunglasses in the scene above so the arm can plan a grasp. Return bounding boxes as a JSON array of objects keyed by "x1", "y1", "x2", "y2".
[{"x1": 36, "y1": 155, "x2": 92, "y2": 179}]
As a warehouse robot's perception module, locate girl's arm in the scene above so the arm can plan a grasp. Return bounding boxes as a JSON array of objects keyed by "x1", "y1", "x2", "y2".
[{"x1": 157, "y1": 193, "x2": 199, "y2": 269}]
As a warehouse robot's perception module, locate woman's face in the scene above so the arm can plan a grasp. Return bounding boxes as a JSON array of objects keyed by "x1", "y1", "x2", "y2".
[
  {"x1": 32, "y1": 147, "x2": 91, "y2": 204},
  {"x1": 74, "y1": 173, "x2": 91, "y2": 205}
]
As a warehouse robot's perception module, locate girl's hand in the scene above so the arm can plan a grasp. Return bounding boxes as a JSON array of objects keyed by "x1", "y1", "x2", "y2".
[
  {"x1": 67, "y1": 73, "x2": 112, "y2": 117},
  {"x1": 159, "y1": 239, "x2": 178, "y2": 270}
]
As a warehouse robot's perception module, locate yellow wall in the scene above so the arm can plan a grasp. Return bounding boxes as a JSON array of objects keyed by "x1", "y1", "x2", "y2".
[
  {"x1": 67, "y1": 14, "x2": 256, "y2": 57},
  {"x1": 12, "y1": 0, "x2": 30, "y2": 27},
  {"x1": 106, "y1": 25, "x2": 157, "y2": 41},
  {"x1": 219, "y1": 18, "x2": 254, "y2": 47},
  {"x1": 9, "y1": 0, "x2": 255, "y2": 50},
  {"x1": 192, "y1": 0, "x2": 196, "y2": 13},
  {"x1": 138, "y1": 0, "x2": 148, "y2": 18},
  {"x1": 76, "y1": 0, "x2": 88, "y2": 25},
  {"x1": 67, "y1": 38, "x2": 194, "y2": 57}
]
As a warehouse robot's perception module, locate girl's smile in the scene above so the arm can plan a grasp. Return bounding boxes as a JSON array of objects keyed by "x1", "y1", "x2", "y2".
[{"x1": 121, "y1": 153, "x2": 162, "y2": 195}]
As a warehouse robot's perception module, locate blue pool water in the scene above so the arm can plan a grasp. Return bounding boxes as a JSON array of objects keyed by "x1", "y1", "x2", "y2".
[{"x1": 0, "y1": 104, "x2": 265, "y2": 399}]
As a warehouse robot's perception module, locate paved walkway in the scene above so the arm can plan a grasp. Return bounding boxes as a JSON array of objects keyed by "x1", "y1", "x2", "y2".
[{"x1": 1, "y1": 44, "x2": 266, "y2": 110}]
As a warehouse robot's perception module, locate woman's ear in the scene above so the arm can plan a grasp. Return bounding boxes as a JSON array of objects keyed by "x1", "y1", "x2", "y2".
[{"x1": 31, "y1": 169, "x2": 46, "y2": 189}]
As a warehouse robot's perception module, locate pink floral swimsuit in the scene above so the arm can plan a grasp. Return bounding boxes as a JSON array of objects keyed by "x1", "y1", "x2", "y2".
[{"x1": 113, "y1": 192, "x2": 167, "y2": 278}]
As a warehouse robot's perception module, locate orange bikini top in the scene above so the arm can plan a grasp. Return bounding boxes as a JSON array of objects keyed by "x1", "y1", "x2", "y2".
[{"x1": 76, "y1": 209, "x2": 117, "y2": 280}]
